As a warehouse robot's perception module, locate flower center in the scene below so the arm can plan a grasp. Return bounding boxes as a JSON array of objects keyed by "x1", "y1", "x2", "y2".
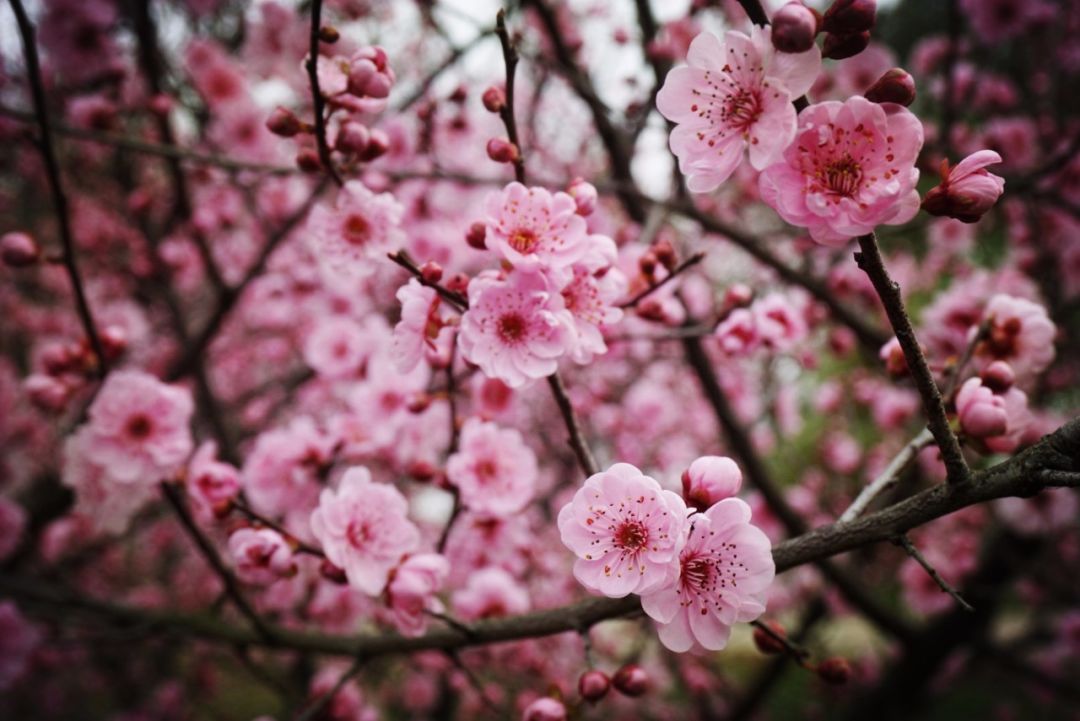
[
  {"x1": 823, "y1": 154, "x2": 863, "y2": 197},
  {"x1": 496, "y1": 313, "x2": 527, "y2": 344},
  {"x1": 724, "y1": 89, "x2": 762, "y2": 131},
  {"x1": 682, "y1": 556, "x2": 714, "y2": 593},
  {"x1": 343, "y1": 214, "x2": 369, "y2": 245},
  {"x1": 475, "y1": 459, "x2": 498, "y2": 481},
  {"x1": 508, "y1": 228, "x2": 539, "y2": 253},
  {"x1": 347, "y1": 520, "x2": 374, "y2": 550},
  {"x1": 614, "y1": 520, "x2": 649, "y2": 551},
  {"x1": 125, "y1": 414, "x2": 153, "y2": 440},
  {"x1": 980, "y1": 316, "x2": 1022, "y2": 359}
]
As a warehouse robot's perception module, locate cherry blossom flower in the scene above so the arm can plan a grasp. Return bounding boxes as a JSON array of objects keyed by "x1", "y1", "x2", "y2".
[
  {"x1": 558, "y1": 463, "x2": 688, "y2": 598},
  {"x1": 922, "y1": 150, "x2": 1006, "y2": 223},
  {"x1": 307, "y1": 181, "x2": 405, "y2": 280},
  {"x1": 555, "y1": 235, "x2": 626, "y2": 363},
  {"x1": 484, "y1": 182, "x2": 590, "y2": 269},
  {"x1": 303, "y1": 315, "x2": 370, "y2": 379},
  {"x1": 759, "y1": 96, "x2": 924, "y2": 246},
  {"x1": 386, "y1": 553, "x2": 449, "y2": 637},
  {"x1": 185, "y1": 441, "x2": 240, "y2": 518},
  {"x1": 446, "y1": 418, "x2": 537, "y2": 517},
  {"x1": 682, "y1": 456, "x2": 742, "y2": 512},
  {"x1": 656, "y1": 27, "x2": 821, "y2": 192},
  {"x1": 83, "y1": 370, "x2": 194, "y2": 483},
  {"x1": 753, "y1": 292, "x2": 808, "y2": 351},
  {"x1": 392, "y1": 279, "x2": 452, "y2": 373},
  {"x1": 243, "y1": 416, "x2": 335, "y2": 516},
  {"x1": 62, "y1": 428, "x2": 158, "y2": 534},
  {"x1": 715, "y1": 308, "x2": 760, "y2": 356},
  {"x1": 458, "y1": 270, "x2": 573, "y2": 388},
  {"x1": 451, "y1": 566, "x2": 531, "y2": 620},
  {"x1": 309, "y1": 467, "x2": 420, "y2": 595},
  {"x1": 227, "y1": 527, "x2": 296, "y2": 586},
  {"x1": 973, "y1": 294, "x2": 1056, "y2": 382},
  {"x1": 640, "y1": 498, "x2": 774, "y2": 652}
]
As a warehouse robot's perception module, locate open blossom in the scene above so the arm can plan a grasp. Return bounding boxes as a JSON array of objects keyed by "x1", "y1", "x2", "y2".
[
  {"x1": 392, "y1": 279, "x2": 451, "y2": 373},
  {"x1": 759, "y1": 96, "x2": 923, "y2": 246},
  {"x1": 227, "y1": 528, "x2": 296, "y2": 586},
  {"x1": 458, "y1": 270, "x2": 572, "y2": 388},
  {"x1": 309, "y1": 467, "x2": 420, "y2": 595},
  {"x1": 484, "y1": 182, "x2": 589, "y2": 269},
  {"x1": 446, "y1": 418, "x2": 537, "y2": 517},
  {"x1": 656, "y1": 27, "x2": 821, "y2": 192},
  {"x1": 386, "y1": 553, "x2": 449, "y2": 637},
  {"x1": 307, "y1": 180, "x2": 405, "y2": 279},
  {"x1": 640, "y1": 498, "x2": 774, "y2": 652},
  {"x1": 83, "y1": 370, "x2": 194, "y2": 483},
  {"x1": 558, "y1": 463, "x2": 688, "y2": 598},
  {"x1": 922, "y1": 150, "x2": 1006, "y2": 223},
  {"x1": 715, "y1": 308, "x2": 760, "y2": 355},
  {"x1": 303, "y1": 316, "x2": 370, "y2": 379},
  {"x1": 243, "y1": 417, "x2": 335, "y2": 516},
  {"x1": 973, "y1": 294, "x2": 1056, "y2": 381},
  {"x1": 451, "y1": 566, "x2": 531, "y2": 620},
  {"x1": 62, "y1": 429, "x2": 158, "y2": 534},
  {"x1": 556, "y1": 235, "x2": 626, "y2": 363}
]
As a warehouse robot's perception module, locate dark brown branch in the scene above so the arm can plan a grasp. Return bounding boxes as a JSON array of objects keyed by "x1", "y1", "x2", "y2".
[
  {"x1": 618, "y1": 252, "x2": 705, "y2": 309},
  {"x1": 855, "y1": 232, "x2": 970, "y2": 484},
  {"x1": 495, "y1": 10, "x2": 527, "y2": 185},
  {"x1": 387, "y1": 250, "x2": 468, "y2": 311},
  {"x1": 306, "y1": 0, "x2": 343, "y2": 186},
  {"x1": 893, "y1": 534, "x2": 974, "y2": 612},
  {"x1": 546, "y1": 373, "x2": 600, "y2": 477},
  {"x1": 10, "y1": 0, "x2": 107, "y2": 377}
]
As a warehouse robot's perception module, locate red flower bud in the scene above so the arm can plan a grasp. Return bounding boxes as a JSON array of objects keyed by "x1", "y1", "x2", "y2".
[
  {"x1": 817, "y1": 657, "x2": 852, "y2": 685},
  {"x1": 864, "y1": 68, "x2": 916, "y2": 107},
  {"x1": 612, "y1": 664, "x2": 649, "y2": 697},
  {"x1": 420, "y1": 261, "x2": 444, "y2": 284},
  {"x1": 465, "y1": 222, "x2": 488, "y2": 250},
  {"x1": 486, "y1": 137, "x2": 519, "y2": 164},
  {"x1": 822, "y1": 0, "x2": 876, "y2": 35},
  {"x1": 822, "y1": 31, "x2": 871, "y2": 60},
  {"x1": 638, "y1": 250, "x2": 658, "y2": 278},
  {"x1": 445, "y1": 273, "x2": 470, "y2": 295},
  {"x1": 318, "y1": 25, "x2": 340, "y2": 43},
  {"x1": 578, "y1": 670, "x2": 611, "y2": 702},
  {"x1": 980, "y1": 360, "x2": 1016, "y2": 393},
  {"x1": 772, "y1": 3, "x2": 820, "y2": 54},
  {"x1": 336, "y1": 121, "x2": 371, "y2": 154},
  {"x1": 1, "y1": 232, "x2": 40, "y2": 268},
  {"x1": 652, "y1": 239, "x2": 678, "y2": 271},
  {"x1": 482, "y1": 86, "x2": 506, "y2": 113},
  {"x1": 752, "y1": 621, "x2": 788, "y2": 655},
  {"x1": 922, "y1": 151, "x2": 1006, "y2": 223},
  {"x1": 296, "y1": 149, "x2": 322, "y2": 173},
  {"x1": 724, "y1": 283, "x2": 754, "y2": 309},
  {"x1": 522, "y1": 698, "x2": 567, "y2": 721},
  {"x1": 359, "y1": 129, "x2": 390, "y2": 162},
  {"x1": 266, "y1": 107, "x2": 303, "y2": 138}
]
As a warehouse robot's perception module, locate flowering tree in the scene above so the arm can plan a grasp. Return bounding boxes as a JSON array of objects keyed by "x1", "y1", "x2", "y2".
[{"x1": 1, "y1": 0, "x2": 1079, "y2": 718}]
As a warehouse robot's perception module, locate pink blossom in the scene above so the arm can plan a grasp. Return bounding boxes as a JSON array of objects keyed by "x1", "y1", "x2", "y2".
[
  {"x1": 451, "y1": 566, "x2": 530, "y2": 620},
  {"x1": 243, "y1": 417, "x2": 335, "y2": 516},
  {"x1": 974, "y1": 294, "x2": 1056, "y2": 382},
  {"x1": 640, "y1": 498, "x2": 774, "y2": 652},
  {"x1": 759, "y1": 96, "x2": 924, "y2": 246},
  {"x1": 955, "y1": 373, "x2": 1030, "y2": 453},
  {"x1": 303, "y1": 316, "x2": 369, "y2": 379},
  {"x1": 0, "y1": 602, "x2": 40, "y2": 691},
  {"x1": 458, "y1": 270, "x2": 572, "y2": 388},
  {"x1": 386, "y1": 553, "x2": 449, "y2": 637},
  {"x1": 682, "y1": 456, "x2": 742, "y2": 512},
  {"x1": 522, "y1": 697, "x2": 567, "y2": 721},
  {"x1": 227, "y1": 527, "x2": 296, "y2": 586},
  {"x1": 309, "y1": 467, "x2": 420, "y2": 595},
  {"x1": 62, "y1": 429, "x2": 159, "y2": 534},
  {"x1": 392, "y1": 279, "x2": 451, "y2": 373},
  {"x1": 307, "y1": 181, "x2": 405, "y2": 280},
  {"x1": 715, "y1": 308, "x2": 760, "y2": 355},
  {"x1": 556, "y1": 236, "x2": 626, "y2": 363},
  {"x1": 557, "y1": 463, "x2": 688, "y2": 598},
  {"x1": 484, "y1": 182, "x2": 590, "y2": 270},
  {"x1": 185, "y1": 441, "x2": 240, "y2": 517},
  {"x1": 996, "y1": 488, "x2": 1079, "y2": 536},
  {"x1": 922, "y1": 150, "x2": 1006, "y2": 223},
  {"x1": 657, "y1": 27, "x2": 821, "y2": 192},
  {"x1": 446, "y1": 418, "x2": 538, "y2": 517},
  {"x1": 83, "y1": 370, "x2": 194, "y2": 483},
  {"x1": 753, "y1": 292, "x2": 808, "y2": 351},
  {"x1": 0, "y1": 498, "x2": 26, "y2": 562}
]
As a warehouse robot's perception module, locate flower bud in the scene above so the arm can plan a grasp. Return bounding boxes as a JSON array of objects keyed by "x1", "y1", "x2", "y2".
[
  {"x1": 407, "y1": 459, "x2": 439, "y2": 482},
  {"x1": 817, "y1": 657, "x2": 852, "y2": 685},
  {"x1": 772, "y1": 3, "x2": 820, "y2": 54},
  {"x1": 724, "y1": 283, "x2": 754, "y2": 309},
  {"x1": 653, "y1": 238, "x2": 678, "y2": 271},
  {"x1": 822, "y1": 0, "x2": 876, "y2": 35},
  {"x1": 465, "y1": 222, "x2": 488, "y2": 250},
  {"x1": 320, "y1": 559, "x2": 348, "y2": 584},
  {"x1": 407, "y1": 392, "x2": 432, "y2": 413},
  {"x1": 682, "y1": 456, "x2": 742, "y2": 511},
  {"x1": 24, "y1": 374, "x2": 70, "y2": 412},
  {"x1": 955, "y1": 377, "x2": 1008, "y2": 438},
  {"x1": 266, "y1": 107, "x2": 303, "y2": 138},
  {"x1": 482, "y1": 86, "x2": 506, "y2": 113},
  {"x1": 980, "y1": 360, "x2": 1015, "y2": 393},
  {"x1": 336, "y1": 121, "x2": 371, "y2": 154},
  {"x1": 522, "y1": 698, "x2": 566, "y2": 721},
  {"x1": 358, "y1": 129, "x2": 390, "y2": 162},
  {"x1": 318, "y1": 25, "x2": 340, "y2": 43},
  {"x1": 420, "y1": 261, "x2": 444, "y2": 284},
  {"x1": 612, "y1": 664, "x2": 649, "y2": 697},
  {"x1": 879, "y1": 337, "x2": 908, "y2": 377},
  {"x1": 922, "y1": 151, "x2": 1005, "y2": 224},
  {"x1": 148, "y1": 93, "x2": 173, "y2": 117},
  {"x1": 1, "y1": 232, "x2": 40, "y2": 267},
  {"x1": 864, "y1": 68, "x2": 916, "y2": 106},
  {"x1": 753, "y1": 621, "x2": 788, "y2": 655},
  {"x1": 578, "y1": 670, "x2": 610, "y2": 702},
  {"x1": 296, "y1": 149, "x2": 322, "y2": 173},
  {"x1": 822, "y1": 30, "x2": 871, "y2": 60},
  {"x1": 445, "y1": 273, "x2": 470, "y2": 295},
  {"x1": 100, "y1": 325, "x2": 128, "y2": 361},
  {"x1": 638, "y1": 250, "x2": 658, "y2": 278},
  {"x1": 486, "y1": 137, "x2": 520, "y2": 164},
  {"x1": 567, "y1": 177, "x2": 598, "y2": 216}
]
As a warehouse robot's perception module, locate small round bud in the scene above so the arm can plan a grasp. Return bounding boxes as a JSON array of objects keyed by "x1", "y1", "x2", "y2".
[
  {"x1": 24, "y1": 374, "x2": 70, "y2": 412},
  {"x1": 1, "y1": 232, "x2": 40, "y2": 268},
  {"x1": 652, "y1": 239, "x2": 677, "y2": 271},
  {"x1": 636, "y1": 298, "x2": 667, "y2": 322},
  {"x1": 522, "y1": 697, "x2": 566, "y2": 721},
  {"x1": 638, "y1": 250, "x2": 658, "y2": 278},
  {"x1": 612, "y1": 664, "x2": 649, "y2": 697},
  {"x1": 420, "y1": 261, "x2": 444, "y2": 284},
  {"x1": 880, "y1": 337, "x2": 909, "y2": 377},
  {"x1": 682, "y1": 456, "x2": 742, "y2": 512},
  {"x1": 822, "y1": 0, "x2": 876, "y2": 35},
  {"x1": 578, "y1": 670, "x2": 611, "y2": 702},
  {"x1": 318, "y1": 25, "x2": 339, "y2": 43},
  {"x1": 752, "y1": 621, "x2": 788, "y2": 655},
  {"x1": 407, "y1": 459, "x2": 438, "y2": 482},
  {"x1": 445, "y1": 273, "x2": 470, "y2": 295},
  {"x1": 296, "y1": 149, "x2": 322, "y2": 173},
  {"x1": 486, "y1": 137, "x2": 520, "y2": 164},
  {"x1": 981, "y1": 360, "x2": 1016, "y2": 393},
  {"x1": 320, "y1": 559, "x2": 348, "y2": 584},
  {"x1": 822, "y1": 30, "x2": 871, "y2": 60},
  {"x1": 566, "y1": 177, "x2": 598, "y2": 216},
  {"x1": 335, "y1": 122, "x2": 370, "y2": 155},
  {"x1": 359, "y1": 128, "x2": 390, "y2": 162},
  {"x1": 148, "y1": 93, "x2": 173, "y2": 117},
  {"x1": 266, "y1": 107, "x2": 303, "y2": 138},
  {"x1": 407, "y1": 392, "x2": 432, "y2": 413},
  {"x1": 864, "y1": 68, "x2": 916, "y2": 107},
  {"x1": 482, "y1": 86, "x2": 506, "y2": 114},
  {"x1": 817, "y1": 657, "x2": 852, "y2": 685},
  {"x1": 772, "y1": 3, "x2": 820, "y2": 54},
  {"x1": 724, "y1": 283, "x2": 754, "y2": 309},
  {"x1": 99, "y1": 325, "x2": 128, "y2": 361},
  {"x1": 465, "y1": 222, "x2": 488, "y2": 250}
]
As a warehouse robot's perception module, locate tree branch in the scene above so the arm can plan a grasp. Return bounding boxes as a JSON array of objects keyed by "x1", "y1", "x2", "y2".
[{"x1": 306, "y1": 0, "x2": 343, "y2": 186}]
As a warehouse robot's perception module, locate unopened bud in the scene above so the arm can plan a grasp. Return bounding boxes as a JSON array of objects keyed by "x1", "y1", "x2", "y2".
[
  {"x1": 465, "y1": 222, "x2": 488, "y2": 250},
  {"x1": 266, "y1": 107, "x2": 303, "y2": 138},
  {"x1": 638, "y1": 250, "x2": 658, "y2": 278},
  {"x1": 148, "y1": 93, "x2": 173, "y2": 117},
  {"x1": 816, "y1": 657, "x2": 852, "y2": 685},
  {"x1": 772, "y1": 3, "x2": 820, "y2": 54},
  {"x1": 486, "y1": 137, "x2": 519, "y2": 164},
  {"x1": 864, "y1": 68, "x2": 916, "y2": 106},
  {"x1": 636, "y1": 298, "x2": 666, "y2": 322},
  {"x1": 318, "y1": 25, "x2": 340, "y2": 43},
  {"x1": 1, "y1": 232, "x2": 40, "y2": 267},
  {"x1": 522, "y1": 698, "x2": 567, "y2": 721},
  {"x1": 407, "y1": 393, "x2": 432, "y2": 413},
  {"x1": 358, "y1": 129, "x2": 390, "y2": 162},
  {"x1": 567, "y1": 177, "x2": 598, "y2": 216},
  {"x1": 980, "y1": 360, "x2": 1015, "y2": 393},
  {"x1": 407, "y1": 459, "x2": 439, "y2": 482},
  {"x1": 336, "y1": 121, "x2": 371, "y2": 154},
  {"x1": 653, "y1": 239, "x2": 677, "y2": 271},
  {"x1": 99, "y1": 325, "x2": 128, "y2": 361},
  {"x1": 578, "y1": 670, "x2": 610, "y2": 702},
  {"x1": 822, "y1": 0, "x2": 876, "y2": 35},
  {"x1": 296, "y1": 149, "x2": 322, "y2": 173},
  {"x1": 880, "y1": 337, "x2": 908, "y2": 377},
  {"x1": 752, "y1": 621, "x2": 788, "y2": 655},
  {"x1": 612, "y1": 664, "x2": 649, "y2": 697},
  {"x1": 724, "y1": 283, "x2": 754, "y2": 309},
  {"x1": 420, "y1": 261, "x2": 444, "y2": 284},
  {"x1": 482, "y1": 86, "x2": 506, "y2": 113},
  {"x1": 445, "y1": 273, "x2": 470, "y2": 295},
  {"x1": 822, "y1": 30, "x2": 871, "y2": 60}
]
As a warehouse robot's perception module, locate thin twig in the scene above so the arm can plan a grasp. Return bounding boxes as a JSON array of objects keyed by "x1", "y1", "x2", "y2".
[
  {"x1": 306, "y1": 0, "x2": 343, "y2": 186},
  {"x1": 893, "y1": 535, "x2": 974, "y2": 612},
  {"x1": 387, "y1": 250, "x2": 468, "y2": 311},
  {"x1": 231, "y1": 498, "x2": 325, "y2": 557},
  {"x1": 10, "y1": 0, "x2": 107, "y2": 377},
  {"x1": 840, "y1": 428, "x2": 934, "y2": 523},
  {"x1": 495, "y1": 10, "x2": 527, "y2": 185},
  {"x1": 750, "y1": 619, "x2": 812, "y2": 667},
  {"x1": 295, "y1": 658, "x2": 364, "y2": 721},
  {"x1": 855, "y1": 232, "x2": 970, "y2": 485},
  {"x1": 546, "y1": 373, "x2": 600, "y2": 477},
  {"x1": 619, "y1": 252, "x2": 705, "y2": 309}
]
